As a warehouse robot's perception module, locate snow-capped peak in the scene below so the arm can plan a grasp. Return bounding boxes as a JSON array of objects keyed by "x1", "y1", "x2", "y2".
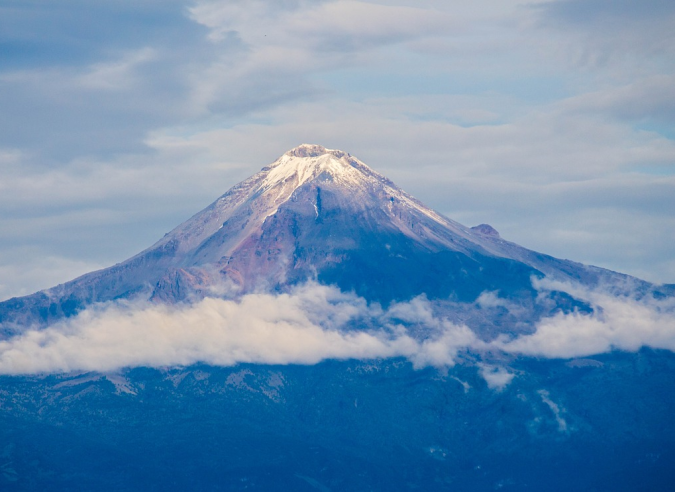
[
  {"x1": 254, "y1": 145, "x2": 483, "y2": 246},
  {"x1": 284, "y1": 143, "x2": 336, "y2": 158},
  {"x1": 260, "y1": 144, "x2": 374, "y2": 192},
  {"x1": 153, "y1": 144, "x2": 500, "y2": 263}
]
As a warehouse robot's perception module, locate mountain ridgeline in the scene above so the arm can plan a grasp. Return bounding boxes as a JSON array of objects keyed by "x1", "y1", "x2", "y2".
[
  {"x1": 2, "y1": 145, "x2": 675, "y2": 491},
  {"x1": 0, "y1": 144, "x2": 664, "y2": 332}
]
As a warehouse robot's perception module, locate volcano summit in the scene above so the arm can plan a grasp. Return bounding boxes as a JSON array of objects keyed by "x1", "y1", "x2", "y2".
[
  {"x1": 1, "y1": 145, "x2": 675, "y2": 491},
  {"x1": 0, "y1": 144, "x2": 663, "y2": 333}
]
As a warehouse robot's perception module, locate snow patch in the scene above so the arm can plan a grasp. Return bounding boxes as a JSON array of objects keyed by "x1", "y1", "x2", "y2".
[{"x1": 538, "y1": 389, "x2": 568, "y2": 432}]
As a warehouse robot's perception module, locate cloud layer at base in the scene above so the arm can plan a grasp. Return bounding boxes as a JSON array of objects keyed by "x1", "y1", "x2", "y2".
[
  {"x1": 0, "y1": 279, "x2": 674, "y2": 376},
  {"x1": 0, "y1": 283, "x2": 480, "y2": 375},
  {"x1": 497, "y1": 278, "x2": 675, "y2": 358}
]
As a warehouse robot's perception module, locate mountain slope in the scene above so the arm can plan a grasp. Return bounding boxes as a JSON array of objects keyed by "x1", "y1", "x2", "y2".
[
  {"x1": 2, "y1": 354, "x2": 675, "y2": 491},
  {"x1": 0, "y1": 144, "x2": 656, "y2": 332},
  {"x1": 1, "y1": 145, "x2": 674, "y2": 492}
]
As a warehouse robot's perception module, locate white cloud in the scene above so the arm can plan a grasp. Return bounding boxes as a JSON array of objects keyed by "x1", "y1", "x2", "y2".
[
  {"x1": 185, "y1": 0, "x2": 456, "y2": 112},
  {"x1": 479, "y1": 364, "x2": 515, "y2": 391},
  {"x1": 0, "y1": 283, "x2": 477, "y2": 375},
  {"x1": 189, "y1": 0, "x2": 454, "y2": 48},
  {"x1": 498, "y1": 278, "x2": 675, "y2": 358},
  {"x1": 476, "y1": 291, "x2": 508, "y2": 309},
  {"x1": 1, "y1": 278, "x2": 674, "y2": 391}
]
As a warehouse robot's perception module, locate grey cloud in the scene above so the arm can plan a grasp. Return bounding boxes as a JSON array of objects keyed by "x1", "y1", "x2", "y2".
[
  {"x1": 539, "y1": 0, "x2": 675, "y2": 26},
  {"x1": 2, "y1": 0, "x2": 674, "y2": 313},
  {"x1": 0, "y1": 1, "x2": 191, "y2": 69},
  {"x1": 0, "y1": 2, "x2": 210, "y2": 161},
  {"x1": 560, "y1": 75, "x2": 675, "y2": 125},
  {"x1": 533, "y1": 0, "x2": 675, "y2": 67},
  {"x1": 3, "y1": 0, "x2": 462, "y2": 162},
  {"x1": 0, "y1": 57, "x2": 189, "y2": 160}
]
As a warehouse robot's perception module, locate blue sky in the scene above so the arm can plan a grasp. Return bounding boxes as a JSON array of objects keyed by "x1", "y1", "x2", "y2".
[{"x1": 1, "y1": 0, "x2": 674, "y2": 300}]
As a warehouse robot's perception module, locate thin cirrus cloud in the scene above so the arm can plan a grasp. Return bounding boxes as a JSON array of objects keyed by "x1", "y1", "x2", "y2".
[
  {"x1": 532, "y1": 0, "x2": 675, "y2": 69},
  {"x1": 185, "y1": 0, "x2": 456, "y2": 113},
  {"x1": 558, "y1": 74, "x2": 675, "y2": 124},
  {"x1": 78, "y1": 47, "x2": 158, "y2": 91},
  {"x1": 188, "y1": 0, "x2": 454, "y2": 48}
]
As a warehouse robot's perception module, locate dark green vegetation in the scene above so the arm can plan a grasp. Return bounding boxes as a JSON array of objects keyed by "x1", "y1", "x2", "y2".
[{"x1": 1, "y1": 350, "x2": 674, "y2": 491}]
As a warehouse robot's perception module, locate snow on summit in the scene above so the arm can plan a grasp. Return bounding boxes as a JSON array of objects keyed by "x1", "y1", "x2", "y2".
[
  {"x1": 258, "y1": 144, "x2": 458, "y2": 229},
  {"x1": 154, "y1": 143, "x2": 489, "y2": 260},
  {"x1": 261, "y1": 144, "x2": 380, "y2": 192},
  {"x1": 0, "y1": 143, "x2": 664, "y2": 331}
]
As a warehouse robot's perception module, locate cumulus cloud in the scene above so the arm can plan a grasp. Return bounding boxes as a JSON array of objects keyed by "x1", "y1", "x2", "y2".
[
  {"x1": 0, "y1": 283, "x2": 479, "y2": 375},
  {"x1": 498, "y1": 278, "x2": 675, "y2": 358},
  {"x1": 2, "y1": 276, "x2": 674, "y2": 386},
  {"x1": 478, "y1": 364, "x2": 515, "y2": 391}
]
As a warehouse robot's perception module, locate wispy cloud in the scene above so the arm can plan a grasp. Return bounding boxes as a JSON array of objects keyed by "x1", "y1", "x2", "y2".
[
  {"x1": 189, "y1": 0, "x2": 454, "y2": 48},
  {"x1": 534, "y1": 0, "x2": 675, "y2": 68},
  {"x1": 538, "y1": 389, "x2": 568, "y2": 433},
  {"x1": 559, "y1": 74, "x2": 675, "y2": 124},
  {"x1": 185, "y1": 0, "x2": 457, "y2": 113},
  {"x1": 79, "y1": 47, "x2": 157, "y2": 91}
]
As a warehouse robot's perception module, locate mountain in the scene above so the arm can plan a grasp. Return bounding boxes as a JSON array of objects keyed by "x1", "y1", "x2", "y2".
[
  {"x1": 1, "y1": 354, "x2": 674, "y2": 491},
  {"x1": 1, "y1": 145, "x2": 674, "y2": 491},
  {"x1": 0, "y1": 144, "x2": 661, "y2": 334}
]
